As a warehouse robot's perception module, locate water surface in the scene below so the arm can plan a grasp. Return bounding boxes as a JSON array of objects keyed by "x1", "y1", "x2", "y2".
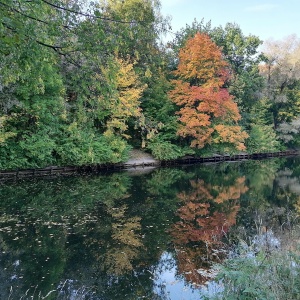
[{"x1": 1, "y1": 157, "x2": 300, "y2": 299}]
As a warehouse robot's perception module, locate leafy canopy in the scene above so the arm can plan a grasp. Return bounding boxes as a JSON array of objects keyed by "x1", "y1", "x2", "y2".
[{"x1": 169, "y1": 33, "x2": 248, "y2": 152}]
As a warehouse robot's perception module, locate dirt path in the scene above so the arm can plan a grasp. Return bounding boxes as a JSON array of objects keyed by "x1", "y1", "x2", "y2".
[{"x1": 125, "y1": 149, "x2": 159, "y2": 166}]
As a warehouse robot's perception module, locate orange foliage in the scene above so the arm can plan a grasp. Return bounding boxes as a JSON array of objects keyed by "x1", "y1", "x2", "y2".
[
  {"x1": 176, "y1": 245, "x2": 224, "y2": 286},
  {"x1": 174, "y1": 33, "x2": 230, "y2": 87},
  {"x1": 213, "y1": 125, "x2": 249, "y2": 151},
  {"x1": 171, "y1": 177, "x2": 248, "y2": 245},
  {"x1": 170, "y1": 176, "x2": 248, "y2": 286},
  {"x1": 214, "y1": 177, "x2": 249, "y2": 203},
  {"x1": 169, "y1": 33, "x2": 248, "y2": 149}
]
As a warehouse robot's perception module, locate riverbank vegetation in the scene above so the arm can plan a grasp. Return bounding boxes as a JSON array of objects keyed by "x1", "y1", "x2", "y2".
[
  {"x1": 1, "y1": 0, "x2": 300, "y2": 169},
  {"x1": 205, "y1": 227, "x2": 300, "y2": 300}
]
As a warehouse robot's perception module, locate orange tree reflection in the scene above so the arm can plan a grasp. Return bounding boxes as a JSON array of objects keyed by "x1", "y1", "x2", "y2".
[{"x1": 170, "y1": 176, "x2": 248, "y2": 286}]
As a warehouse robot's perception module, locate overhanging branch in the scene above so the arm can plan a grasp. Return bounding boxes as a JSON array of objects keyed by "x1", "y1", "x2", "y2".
[{"x1": 41, "y1": 0, "x2": 146, "y2": 25}]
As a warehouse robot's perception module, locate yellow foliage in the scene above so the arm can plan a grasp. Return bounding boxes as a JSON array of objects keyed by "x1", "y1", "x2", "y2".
[
  {"x1": 0, "y1": 116, "x2": 16, "y2": 144},
  {"x1": 214, "y1": 124, "x2": 249, "y2": 151},
  {"x1": 102, "y1": 204, "x2": 143, "y2": 275},
  {"x1": 145, "y1": 68, "x2": 152, "y2": 78},
  {"x1": 101, "y1": 57, "x2": 145, "y2": 137}
]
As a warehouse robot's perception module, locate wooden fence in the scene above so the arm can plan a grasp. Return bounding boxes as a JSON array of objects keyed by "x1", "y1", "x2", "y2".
[
  {"x1": 0, "y1": 150, "x2": 298, "y2": 180},
  {"x1": 161, "y1": 150, "x2": 299, "y2": 166}
]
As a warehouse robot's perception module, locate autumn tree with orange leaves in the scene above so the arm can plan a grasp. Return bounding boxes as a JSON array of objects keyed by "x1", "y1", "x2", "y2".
[{"x1": 169, "y1": 33, "x2": 248, "y2": 152}]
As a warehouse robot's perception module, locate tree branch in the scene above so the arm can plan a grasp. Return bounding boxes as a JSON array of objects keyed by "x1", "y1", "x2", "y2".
[
  {"x1": 41, "y1": 0, "x2": 145, "y2": 25},
  {"x1": 0, "y1": 1, "x2": 70, "y2": 29},
  {"x1": 2, "y1": 19, "x2": 82, "y2": 67}
]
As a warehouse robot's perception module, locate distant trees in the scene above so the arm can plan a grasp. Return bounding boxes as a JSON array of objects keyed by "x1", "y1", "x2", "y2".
[{"x1": 259, "y1": 35, "x2": 300, "y2": 145}]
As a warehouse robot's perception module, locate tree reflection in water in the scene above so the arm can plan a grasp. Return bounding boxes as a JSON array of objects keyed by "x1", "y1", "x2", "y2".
[
  {"x1": 1, "y1": 157, "x2": 300, "y2": 298},
  {"x1": 170, "y1": 176, "x2": 248, "y2": 286}
]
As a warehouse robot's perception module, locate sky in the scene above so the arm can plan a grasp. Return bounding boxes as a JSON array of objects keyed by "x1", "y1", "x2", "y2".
[{"x1": 159, "y1": 0, "x2": 300, "y2": 42}]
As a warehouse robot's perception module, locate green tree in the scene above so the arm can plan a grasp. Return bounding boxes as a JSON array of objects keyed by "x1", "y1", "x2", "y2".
[
  {"x1": 0, "y1": 0, "x2": 173, "y2": 168},
  {"x1": 246, "y1": 98, "x2": 281, "y2": 153},
  {"x1": 211, "y1": 23, "x2": 264, "y2": 115}
]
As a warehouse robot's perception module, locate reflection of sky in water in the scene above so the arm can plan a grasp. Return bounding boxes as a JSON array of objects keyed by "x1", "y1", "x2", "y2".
[{"x1": 153, "y1": 252, "x2": 222, "y2": 299}]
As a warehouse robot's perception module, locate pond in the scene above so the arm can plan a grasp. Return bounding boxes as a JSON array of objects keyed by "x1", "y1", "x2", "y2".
[{"x1": 0, "y1": 156, "x2": 300, "y2": 299}]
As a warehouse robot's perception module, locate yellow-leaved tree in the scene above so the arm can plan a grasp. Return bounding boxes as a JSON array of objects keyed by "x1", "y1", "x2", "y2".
[{"x1": 100, "y1": 57, "x2": 145, "y2": 138}]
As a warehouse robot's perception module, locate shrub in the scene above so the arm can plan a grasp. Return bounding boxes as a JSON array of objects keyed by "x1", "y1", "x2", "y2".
[{"x1": 147, "y1": 139, "x2": 194, "y2": 160}]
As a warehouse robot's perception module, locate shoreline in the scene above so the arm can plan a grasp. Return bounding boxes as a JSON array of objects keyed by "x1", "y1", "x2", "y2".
[{"x1": 0, "y1": 149, "x2": 298, "y2": 181}]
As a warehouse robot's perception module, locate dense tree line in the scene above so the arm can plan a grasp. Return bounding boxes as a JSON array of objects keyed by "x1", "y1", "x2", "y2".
[{"x1": 1, "y1": 0, "x2": 300, "y2": 169}]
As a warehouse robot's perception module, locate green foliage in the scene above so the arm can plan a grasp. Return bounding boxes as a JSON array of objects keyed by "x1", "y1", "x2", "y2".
[
  {"x1": 208, "y1": 247, "x2": 300, "y2": 300},
  {"x1": 0, "y1": 0, "x2": 176, "y2": 169},
  {"x1": 0, "y1": 0, "x2": 299, "y2": 170},
  {"x1": 19, "y1": 131, "x2": 56, "y2": 167},
  {"x1": 244, "y1": 98, "x2": 282, "y2": 153},
  {"x1": 211, "y1": 23, "x2": 263, "y2": 73},
  {"x1": 145, "y1": 168, "x2": 190, "y2": 195},
  {"x1": 167, "y1": 18, "x2": 213, "y2": 70},
  {"x1": 246, "y1": 124, "x2": 282, "y2": 153},
  {"x1": 146, "y1": 137, "x2": 194, "y2": 160},
  {"x1": 0, "y1": 116, "x2": 16, "y2": 144},
  {"x1": 247, "y1": 98, "x2": 273, "y2": 126},
  {"x1": 56, "y1": 125, "x2": 131, "y2": 166},
  {"x1": 141, "y1": 71, "x2": 179, "y2": 143}
]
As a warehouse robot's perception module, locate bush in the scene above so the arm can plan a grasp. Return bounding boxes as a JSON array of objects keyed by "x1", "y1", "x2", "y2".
[
  {"x1": 57, "y1": 129, "x2": 131, "y2": 166},
  {"x1": 246, "y1": 124, "x2": 282, "y2": 154},
  {"x1": 146, "y1": 139, "x2": 194, "y2": 160}
]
